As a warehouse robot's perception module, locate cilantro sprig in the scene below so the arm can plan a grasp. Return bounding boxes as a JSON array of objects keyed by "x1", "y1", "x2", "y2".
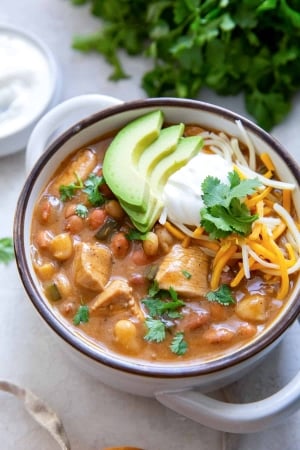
[
  {"x1": 82, "y1": 173, "x2": 105, "y2": 206},
  {"x1": 200, "y1": 171, "x2": 261, "y2": 239},
  {"x1": 143, "y1": 283, "x2": 185, "y2": 319},
  {"x1": 170, "y1": 332, "x2": 188, "y2": 356},
  {"x1": 59, "y1": 172, "x2": 105, "y2": 206},
  {"x1": 142, "y1": 281, "x2": 187, "y2": 355},
  {"x1": 59, "y1": 172, "x2": 83, "y2": 201},
  {"x1": 206, "y1": 284, "x2": 235, "y2": 306},
  {"x1": 0, "y1": 237, "x2": 14, "y2": 265},
  {"x1": 144, "y1": 318, "x2": 166, "y2": 343}
]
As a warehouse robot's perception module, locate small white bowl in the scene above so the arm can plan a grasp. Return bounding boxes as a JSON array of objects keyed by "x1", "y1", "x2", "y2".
[{"x1": 0, "y1": 24, "x2": 61, "y2": 157}]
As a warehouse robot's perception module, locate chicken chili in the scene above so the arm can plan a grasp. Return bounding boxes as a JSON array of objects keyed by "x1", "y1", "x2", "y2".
[{"x1": 31, "y1": 111, "x2": 300, "y2": 362}]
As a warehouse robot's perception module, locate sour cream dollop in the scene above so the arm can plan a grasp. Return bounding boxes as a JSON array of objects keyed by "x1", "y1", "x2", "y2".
[
  {"x1": 162, "y1": 153, "x2": 234, "y2": 226},
  {"x1": 0, "y1": 29, "x2": 53, "y2": 138}
]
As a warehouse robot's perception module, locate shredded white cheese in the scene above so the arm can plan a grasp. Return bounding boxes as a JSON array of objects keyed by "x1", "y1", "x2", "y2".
[
  {"x1": 236, "y1": 119, "x2": 256, "y2": 171},
  {"x1": 274, "y1": 202, "x2": 300, "y2": 250},
  {"x1": 236, "y1": 163, "x2": 296, "y2": 191}
]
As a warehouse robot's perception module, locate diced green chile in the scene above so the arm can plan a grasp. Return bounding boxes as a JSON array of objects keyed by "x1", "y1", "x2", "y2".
[
  {"x1": 45, "y1": 283, "x2": 61, "y2": 302},
  {"x1": 144, "y1": 264, "x2": 159, "y2": 280},
  {"x1": 95, "y1": 216, "x2": 119, "y2": 240}
]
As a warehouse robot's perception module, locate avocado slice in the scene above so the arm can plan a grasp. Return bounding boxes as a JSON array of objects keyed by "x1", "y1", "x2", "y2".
[
  {"x1": 120, "y1": 197, "x2": 163, "y2": 232},
  {"x1": 150, "y1": 136, "x2": 204, "y2": 195},
  {"x1": 130, "y1": 205, "x2": 162, "y2": 232},
  {"x1": 138, "y1": 124, "x2": 185, "y2": 177},
  {"x1": 102, "y1": 110, "x2": 164, "y2": 210},
  {"x1": 122, "y1": 136, "x2": 203, "y2": 232}
]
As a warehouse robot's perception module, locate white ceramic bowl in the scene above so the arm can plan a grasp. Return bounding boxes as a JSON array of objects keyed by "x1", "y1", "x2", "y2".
[
  {"x1": 0, "y1": 24, "x2": 61, "y2": 157},
  {"x1": 14, "y1": 95, "x2": 300, "y2": 433}
]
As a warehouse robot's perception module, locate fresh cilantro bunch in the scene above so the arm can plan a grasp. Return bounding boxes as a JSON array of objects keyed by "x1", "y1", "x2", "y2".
[
  {"x1": 0, "y1": 237, "x2": 14, "y2": 265},
  {"x1": 70, "y1": 0, "x2": 300, "y2": 130},
  {"x1": 200, "y1": 171, "x2": 261, "y2": 239},
  {"x1": 142, "y1": 281, "x2": 188, "y2": 355}
]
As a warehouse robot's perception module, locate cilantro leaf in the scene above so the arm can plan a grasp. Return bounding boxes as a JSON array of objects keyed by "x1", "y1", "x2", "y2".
[
  {"x1": 83, "y1": 173, "x2": 105, "y2": 206},
  {"x1": 201, "y1": 176, "x2": 228, "y2": 208},
  {"x1": 73, "y1": 305, "x2": 89, "y2": 325},
  {"x1": 142, "y1": 283, "x2": 185, "y2": 319},
  {"x1": 200, "y1": 171, "x2": 261, "y2": 238},
  {"x1": 168, "y1": 286, "x2": 180, "y2": 302},
  {"x1": 144, "y1": 318, "x2": 166, "y2": 343},
  {"x1": 148, "y1": 280, "x2": 160, "y2": 298},
  {"x1": 228, "y1": 177, "x2": 262, "y2": 204},
  {"x1": 170, "y1": 332, "x2": 188, "y2": 356},
  {"x1": 206, "y1": 284, "x2": 235, "y2": 306},
  {"x1": 0, "y1": 237, "x2": 14, "y2": 264},
  {"x1": 59, "y1": 172, "x2": 83, "y2": 201},
  {"x1": 75, "y1": 204, "x2": 88, "y2": 218},
  {"x1": 143, "y1": 297, "x2": 185, "y2": 318},
  {"x1": 59, "y1": 184, "x2": 78, "y2": 201},
  {"x1": 142, "y1": 283, "x2": 186, "y2": 346}
]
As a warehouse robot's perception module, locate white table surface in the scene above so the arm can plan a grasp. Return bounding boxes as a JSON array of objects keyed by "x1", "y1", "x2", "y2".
[{"x1": 1, "y1": 1, "x2": 300, "y2": 449}]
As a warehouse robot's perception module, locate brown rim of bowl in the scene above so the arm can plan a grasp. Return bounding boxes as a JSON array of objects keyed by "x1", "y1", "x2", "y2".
[{"x1": 14, "y1": 97, "x2": 300, "y2": 379}]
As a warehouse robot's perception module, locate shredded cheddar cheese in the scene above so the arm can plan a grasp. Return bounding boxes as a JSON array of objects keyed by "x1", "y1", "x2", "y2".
[
  {"x1": 163, "y1": 122, "x2": 299, "y2": 301},
  {"x1": 210, "y1": 244, "x2": 238, "y2": 290},
  {"x1": 164, "y1": 221, "x2": 185, "y2": 240},
  {"x1": 245, "y1": 186, "x2": 272, "y2": 208},
  {"x1": 260, "y1": 152, "x2": 275, "y2": 172}
]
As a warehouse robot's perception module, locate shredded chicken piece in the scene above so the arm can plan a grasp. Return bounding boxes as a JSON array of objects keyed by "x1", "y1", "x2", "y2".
[
  {"x1": 74, "y1": 242, "x2": 112, "y2": 291},
  {"x1": 155, "y1": 244, "x2": 209, "y2": 297}
]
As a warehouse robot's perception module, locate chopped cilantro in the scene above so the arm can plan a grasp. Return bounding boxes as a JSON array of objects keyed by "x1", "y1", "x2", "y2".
[
  {"x1": 182, "y1": 270, "x2": 192, "y2": 279},
  {"x1": 170, "y1": 332, "x2": 188, "y2": 356},
  {"x1": 142, "y1": 283, "x2": 186, "y2": 348},
  {"x1": 148, "y1": 280, "x2": 160, "y2": 298},
  {"x1": 83, "y1": 173, "x2": 105, "y2": 206},
  {"x1": 75, "y1": 204, "x2": 88, "y2": 218},
  {"x1": 168, "y1": 286, "x2": 180, "y2": 302},
  {"x1": 73, "y1": 304, "x2": 89, "y2": 325},
  {"x1": 142, "y1": 282, "x2": 185, "y2": 319},
  {"x1": 206, "y1": 284, "x2": 236, "y2": 306},
  {"x1": 59, "y1": 172, "x2": 105, "y2": 205},
  {"x1": 200, "y1": 171, "x2": 261, "y2": 239},
  {"x1": 59, "y1": 172, "x2": 83, "y2": 201},
  {"x1": 142, "y1": 297, "x2": 185, "y2": 318},
  {"x1": 144, "y1": 318, "x2": 166, "y2": 343},
  {"x1": 0, "y1": 237, "x2": 14, "y2": 264}
]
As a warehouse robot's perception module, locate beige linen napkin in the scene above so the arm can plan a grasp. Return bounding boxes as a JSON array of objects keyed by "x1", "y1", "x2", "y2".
[
  {"x1": 0, "y1": 380, "x2": 71, "y2": 450},
  {"x1": 0, "y1": 380, "x2": 145, "y2": 450}
]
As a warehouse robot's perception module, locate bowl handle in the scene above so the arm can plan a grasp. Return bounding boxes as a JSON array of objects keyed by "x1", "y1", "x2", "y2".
[
  {"x1": 26, "y1": 94, "x2": 123, "y2": 173},
  {"x1": 155, "y1": 369, "x2": 300, "y2": 433}
]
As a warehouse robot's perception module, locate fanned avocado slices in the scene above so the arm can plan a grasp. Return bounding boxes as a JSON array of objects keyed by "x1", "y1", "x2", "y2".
[
  {"x1": 102, "y1": 110, "x2": 164, "y2": 212},
  {"x1": 102, "y1": 110, "x2": 204, "y2": 232}
]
